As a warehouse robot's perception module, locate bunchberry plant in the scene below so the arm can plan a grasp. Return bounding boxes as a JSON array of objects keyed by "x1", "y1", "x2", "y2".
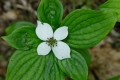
[{"x1": 2, "y1": 0, "x2": 120, "y2": 80}]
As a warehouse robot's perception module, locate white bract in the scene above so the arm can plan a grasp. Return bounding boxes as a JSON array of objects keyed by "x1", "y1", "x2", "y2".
[{"x1": 36, "y1": 21, "x2": 71, "y2": 60}]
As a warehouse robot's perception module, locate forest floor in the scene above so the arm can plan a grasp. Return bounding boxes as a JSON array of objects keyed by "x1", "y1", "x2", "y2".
[{"x1": 0, "y1": 0, "x2": 120, "y2": 80}]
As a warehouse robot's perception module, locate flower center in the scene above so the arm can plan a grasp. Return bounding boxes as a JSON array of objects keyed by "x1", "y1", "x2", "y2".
[{"x1": 46, "y1": 37, "x2": 57, "y2": 47}]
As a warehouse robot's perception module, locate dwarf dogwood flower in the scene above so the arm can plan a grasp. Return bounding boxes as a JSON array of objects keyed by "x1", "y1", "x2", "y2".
[{"x1": 35, "y1": 21, "x2": 71, "y2": 60}]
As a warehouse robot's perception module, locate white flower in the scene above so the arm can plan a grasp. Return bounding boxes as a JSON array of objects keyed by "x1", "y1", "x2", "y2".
[{"x1": 35, "y1": 21, "x2": 71, "y2": 60}]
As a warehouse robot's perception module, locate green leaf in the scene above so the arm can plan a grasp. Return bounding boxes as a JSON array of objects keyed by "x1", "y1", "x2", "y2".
[
  {"x1": 99, "y1": 0, "x2": 120, "y2": 22},
  {"x1": 73, "y1": 48, "x2": 91, "y2": 66},
  {"x1": 6, "y1": 49, "x2": 65, "y2": 80},
  {"x1": 6, "y1": 21, "x2": 36, "y2": 35},
  {"x1": 58, "y1": 49, "x2": 88, "y2": 80},
  {"x1": 108, "y1": 75, "x2": 120, "y2": 80},
  {"x1": 87, "y1": 78, "x2": 91, "y2": 80},
  {"x1": 2, "y1": 26, "x2": 40, "y2": 50},
  {"x1": 37, "y1": 0, "x2": 63, "y2": 30},
  {"x1": 62, "y1": 9, "x2": 117, "y2": 48}
]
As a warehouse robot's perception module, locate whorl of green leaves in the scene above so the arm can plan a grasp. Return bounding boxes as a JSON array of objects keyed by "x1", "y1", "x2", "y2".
[{"x1": 3, "y1": 0, "x2": 119, "y2": 80}]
